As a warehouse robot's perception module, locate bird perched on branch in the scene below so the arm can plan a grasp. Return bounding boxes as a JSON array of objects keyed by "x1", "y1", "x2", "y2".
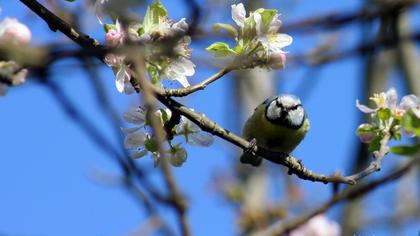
[{"x1": 240, "y1": 94, "x2": 310, "y2": 166}]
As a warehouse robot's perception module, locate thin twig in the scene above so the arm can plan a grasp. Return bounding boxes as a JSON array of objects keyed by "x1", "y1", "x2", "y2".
[
  {"x1": 346, "y1": 131, "x2": 391, "y2": 182},
  {"x1": 153, "y1": 68, "x2": 231, "y2": 97}
]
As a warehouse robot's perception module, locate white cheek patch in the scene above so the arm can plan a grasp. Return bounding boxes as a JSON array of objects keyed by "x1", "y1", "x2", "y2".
[
  {"x1": 278, "y1": 95, "x2": 301, "y2": 108},
  {"x1": 287, "y1": 106, "x2": 304, "y2": 127},
  {"x1": 267, "y1": 101, "x2": 282, "y2": 120}
]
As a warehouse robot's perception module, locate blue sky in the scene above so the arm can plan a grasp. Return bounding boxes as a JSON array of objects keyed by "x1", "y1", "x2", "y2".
[{"x1": 0, "y1": 0, "x2": 419, "y2": 236}]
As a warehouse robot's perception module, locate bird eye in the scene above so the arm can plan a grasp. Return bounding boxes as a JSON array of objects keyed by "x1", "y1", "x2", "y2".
[{"x1": 290, "y1": 104, "x2": 301, "y2": 110}]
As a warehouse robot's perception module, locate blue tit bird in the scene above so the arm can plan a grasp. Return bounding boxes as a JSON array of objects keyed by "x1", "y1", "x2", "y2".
[{"x1": 240, "y1": 94, "x2": 310, "y2": 166}]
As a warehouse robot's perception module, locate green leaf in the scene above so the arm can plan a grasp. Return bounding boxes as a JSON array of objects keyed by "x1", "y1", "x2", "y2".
[
  {"x1": 103, "y1": 24, "x2": 117, "y2": 33},
  {"x1": 143, "y1": 0, "x2": 168, "y2": 32},
  {"x1": 66, "y1": 0, "x2": 76, "y2": 2},
  {"x1": 206, "y1": 42, "x2": 237, "y2": 57},
  {"x1": 242, "y1": 16, "x2": 256, "y2": 42},
  {"x1": 390, "y1": 144, "x2": 420, "y2": 155},
  {"x1": 256, "y1": 8, "x2": 277, "y2": 29},
  {"x1": 137, "y1": 25, "x2": 145, "y2": 36},
  {"x1": 390, "y1": 124, "x2": 402, "y2": 140},
  {"x1": 159, "y1": 108, "x2": 170, "y2": 123},
  {"x1": 377, "y1": 108, "x2": 391, "y2": 121},
  {"x1": 213, "y1": 23, "x2": 238, "y2": 39},
  {"x1": 368, "y1": 134, "x2": 382, "y2": 152},
  {"x1": 391, "y1": 131, "x2": 402, "y2": 141},
  {"x1": 234, "y1": 44, "x2": 243, "y2": 53},
  {"x1": 145, "y1": 138, "x2": 157, "y2": 153},
  {"x1": 401, "y1": 110, "x2": 420, "y2": 137},
  {"x1": 147, "y1": 64, "x2": 160, "y2": 85}
]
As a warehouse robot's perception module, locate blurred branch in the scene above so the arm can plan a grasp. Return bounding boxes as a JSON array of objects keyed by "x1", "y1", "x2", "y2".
[
  {"x1": 282, "y1": 0, "x2": 418, "y2": 33},
  {"x1": 19, "y1": 0, "x2": 105, "y2": 57},
  {"x1": 252, "y1": 157, "x2": 420, "y2": 236},
  {"x1": 132, "y1": 60, "x2": 191, "y2": 236}
]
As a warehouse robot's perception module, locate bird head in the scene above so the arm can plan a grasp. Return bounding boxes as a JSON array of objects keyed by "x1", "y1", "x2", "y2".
[{"x1": 264, "y1": 94, "x2": 306, "y2": 129}]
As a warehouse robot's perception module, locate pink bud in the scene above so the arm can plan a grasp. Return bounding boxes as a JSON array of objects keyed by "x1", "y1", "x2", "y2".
[
  {"x1": 359, "y1": 132, "x2": 374, "y2": 144},
  {"x1": 0, "y1": 17, "x2": 31, "y2": 45},
  {"x1": 105, "y1": 29, "x2": 122, "y2": 46},
  {"x1": 268, "y1": 52, "x2": 286, "y2": 69}
]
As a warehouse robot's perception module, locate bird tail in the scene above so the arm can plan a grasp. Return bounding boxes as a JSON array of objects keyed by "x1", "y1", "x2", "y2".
[{"x1": 240, "y1": 153, "x2": 263, "y2": 167}]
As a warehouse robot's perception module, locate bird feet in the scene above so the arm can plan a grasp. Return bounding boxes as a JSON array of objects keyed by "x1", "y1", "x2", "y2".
[{"x1": 244, "y1": 138, "x2": 257, "y2": 155}]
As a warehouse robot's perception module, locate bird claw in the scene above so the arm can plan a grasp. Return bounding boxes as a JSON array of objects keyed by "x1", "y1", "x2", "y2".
[{"x1": 244, "y1": 138, "x2": 257, "y2": 155}]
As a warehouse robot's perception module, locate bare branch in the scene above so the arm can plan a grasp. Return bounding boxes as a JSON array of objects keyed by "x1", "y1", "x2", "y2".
[{"x1": 154, "y1": 67, "x2": 231, "y2": 97}]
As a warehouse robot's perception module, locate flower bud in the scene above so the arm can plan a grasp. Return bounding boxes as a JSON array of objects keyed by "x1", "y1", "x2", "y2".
[
  {"x1": 105, "y1": 29, "x2": 122, "y2": 46},
  {"x1": 356, "y1": 123, "x2": 376, "y2": 144},
  {"x1": 359, "y1": 132, "x2": 375, "y2": 144},
  {"x1": 268, "y1": 52, "x2": 286, "y2": 69},
  {"x1": 0, "y1": 17, "x2": 31, "y2": 45}
]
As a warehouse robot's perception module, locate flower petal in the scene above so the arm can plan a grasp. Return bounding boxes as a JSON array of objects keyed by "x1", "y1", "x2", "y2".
[
  {"x1": 356, "y1": 100, "x2": 376, "y2": 113},
  {"x1": 253, "y1": 12, "x2": 263, "y2": 35},
  {"x1": 95, "y1": 0, "x2": 108, "y2": 25},
  {"x1": 115, "y1": 65, "x2": 127, "y2": 93},
  {"x1": 189, "y1": 132, "x2": 214, "y2": 146},
  {"x1": 124, "y1": 131, "x2": 147, "y2": 148},
  {"x1": 412, "y1": 108, "x2": 420, "y2": 119},
  {"x1": 400, "y1": 94, "x2": 419, "y2": 111},
  {"x1": 269, "y1": 33, "x2": 293, "y2": 52},
  {"x1": 385, "y1": 88, "x2": 398, "y2": 110},
  {"x1": 268, "y1": 17, "x2": 281, "y2": 33},
  {"x1": 231, "y1": 3, "x2": 246, "y2": 28},
  {"x1": 180, "y1": 57, "x2": 195, "y2": 76},
  {"x1": 121, "y1": 126, "x2": 141, "y2": 134},
  {"x1": 123, "y1": 108, "x2": 146, "y2": 125},
  {"x1": 130, "y1": 149, "x2": 148, "y2": 159}
]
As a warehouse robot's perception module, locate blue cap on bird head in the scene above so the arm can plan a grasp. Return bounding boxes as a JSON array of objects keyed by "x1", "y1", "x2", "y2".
[{"x1": 265, "y1": 94, "x2": 305, "y2": 129}]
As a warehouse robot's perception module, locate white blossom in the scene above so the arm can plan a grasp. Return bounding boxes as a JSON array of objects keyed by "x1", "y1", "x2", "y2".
[
  {"x1": 177, "y1": 116, "x2": 214, "y2": 146},
  {"x1": 115, "y1": 64, "x2": 135, "y2": 94},
  {"x1": 0, "y1": 17, "x2": 31, "y2": 45},
  {"x1": 164, "y1": 57, "x2": 195, "y2": 87},
  {"x1": 123, "y1": 107, "x2": 147, "y2": 126},
  {"x1": 253, "y1": 10, "x2": 292, "y2": 53},
  {"x1": 124, "y1": 130, "x2": 148, "y2": 149},
  {"x1": 356, "y1": 88, "x2": 419, "y2": 118},
  {"x1": 289, "y1": 215, "x2": 341, "y2": 236}
]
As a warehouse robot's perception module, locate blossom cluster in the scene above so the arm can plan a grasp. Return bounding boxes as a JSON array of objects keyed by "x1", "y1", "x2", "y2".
[
  {"x1": 98, "y1": 0, "x2": 195, "y2": 94},
  {"x1": 95, "y1": 1, "x2": 296, "y2": 166},
  {"x1": 206, "y1": 3, "x2": 293, "y2": 69},
  {"x1": 0, "y1": 17, "x2": 31, "y2": 96},
  {"x1": 356, "y1": 88, "x2": 420, "y2": 154},
  {"x1": 122, "y1": 106, "x2": 213, "y2": 167}
]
